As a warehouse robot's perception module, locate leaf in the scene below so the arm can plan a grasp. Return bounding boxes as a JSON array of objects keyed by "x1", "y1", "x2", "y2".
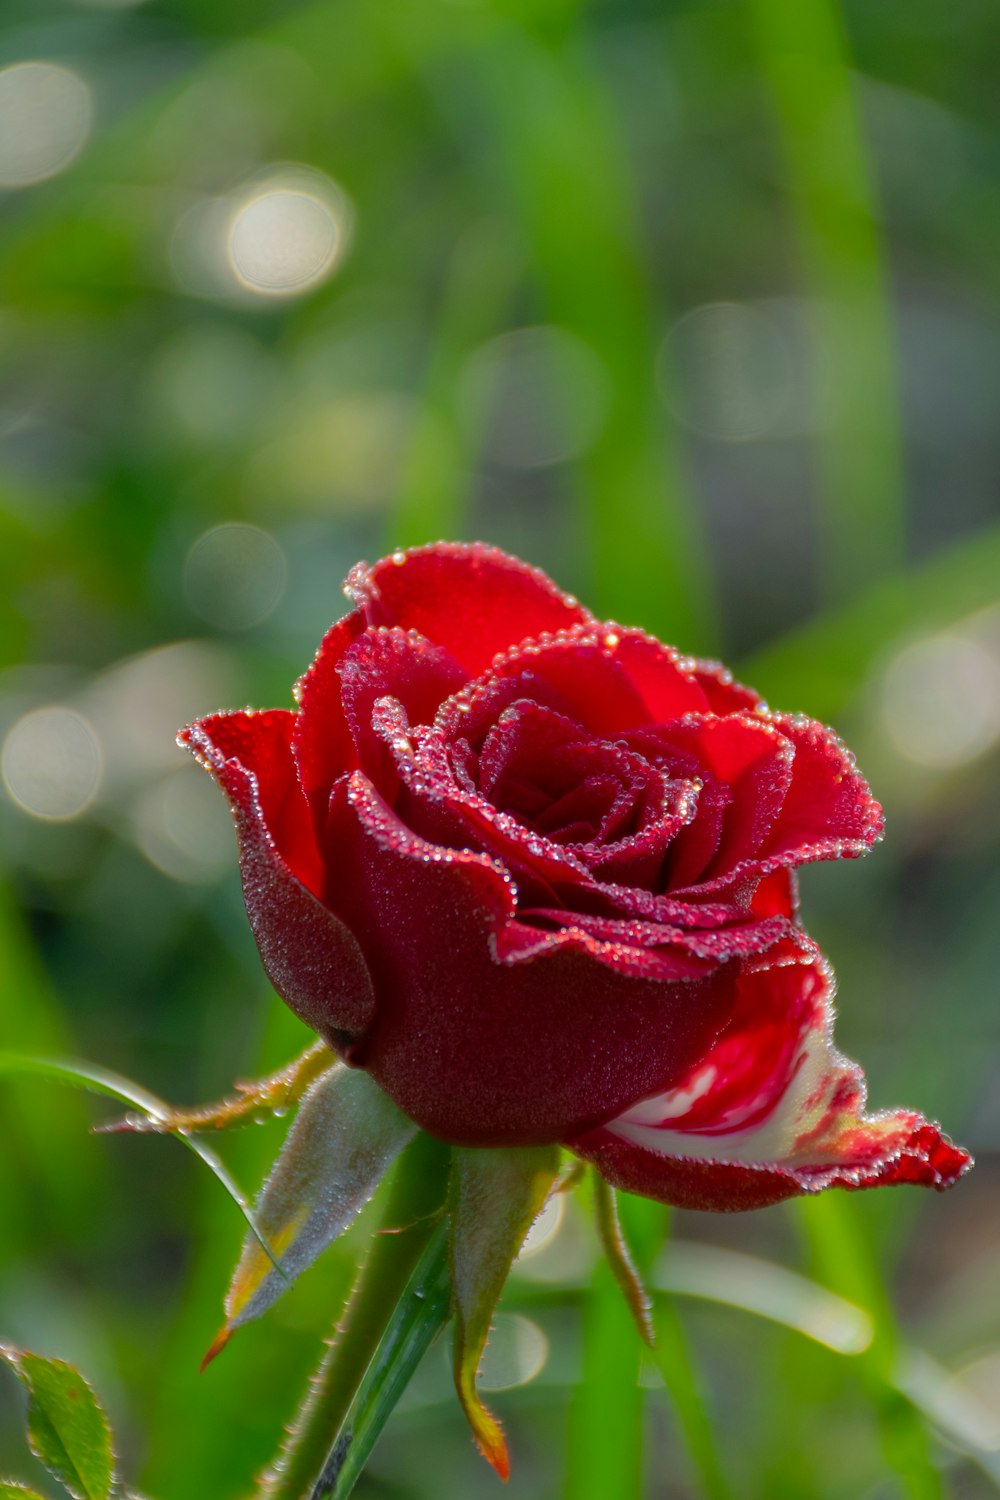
[
  {"x1": 449, "y1": 1145, "x2": 561, "y2": 1479},
  {"x1": 0, "y1": 1484, "x2": 49, "y2": 1499},
  {"x1": 0, "y1": 1051, "x2": 277, "y2": 1274},
  {"x1": 218, "y1": 1065, "x2": 416, "y2": 1344},
  {"x1": 307, "y1": 1220, "x2": 453, "y2": 1500},
  {"x1": 592, "y1": 1173, "x2": 654, "y2": 1347},
  {"x1": 96, "y1": 1039, "x2": 333, "y2": 1136},
  {"x1": 0, "y1": 1347, "x2": 114, "y2": 1500}
]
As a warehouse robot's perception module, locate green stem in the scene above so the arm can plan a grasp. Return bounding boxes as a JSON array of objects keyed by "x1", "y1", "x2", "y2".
[
  {"x1": 262, "y1": 1132, "x2": 452, "y2": 1500},
  {"x1": 310, "y1": 1220, "x2": 452, "y2": 1500}
]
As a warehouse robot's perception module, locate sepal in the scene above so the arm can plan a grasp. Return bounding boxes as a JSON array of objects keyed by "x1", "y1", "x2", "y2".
[
  {"x1": 211, "y1": 1065, "x2": 415, "y2": 1355},
  {"x1": 448, "y1": 1144, "x2": 562, "y2": 1478}
]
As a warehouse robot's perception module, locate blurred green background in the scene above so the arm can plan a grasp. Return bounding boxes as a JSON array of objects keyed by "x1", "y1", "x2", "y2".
[{"x1": 1, "y1": 0, "x2": 999, "y2": 1495}]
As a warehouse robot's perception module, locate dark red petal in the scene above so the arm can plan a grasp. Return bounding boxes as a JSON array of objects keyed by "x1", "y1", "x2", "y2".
[
  {"x1": 180, "y1": 712, "x2": 376, "y2": 1044},
  {"x1": 750, "y1": 867, "x2": 799, "y2": 920},
  {"x1": 760, "y1": 714, "x2": 884, "y2": 865},
  {"x1": 322, "y1": 773, "x2": 740, "y2": 1145},
  {"x1": 346, "y1": 542, "x2": 591, "y2": 676},
  {"x1": 570, "y1": 946, "x2": 971, "y2": 1211},
  {"x1": 292, "y1": 610, "x2": 367, "y2": 825},
  {"x1": 182, "y1": 710, "x2": 322, "y2": 893},
  {"x1": 338, "y1": 628, "x2": 467, "y2": 793},
  {"x1": 485, "y1": 626, "x2": 707, "y2": 737},
  {"x1": 662, "y1": 714, "x2": 795, "y2": 882},
  {"x1": 689, "y1": 659, "x2": 763, "y2": 716}
]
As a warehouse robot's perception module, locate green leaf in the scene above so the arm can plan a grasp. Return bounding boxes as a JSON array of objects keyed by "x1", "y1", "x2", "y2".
[
  {"x1": 0, "y1": 1484, "x2": 49, "y2": 1499},
  {"x1": 449, "y1": 1144, "x2": 561, "y2": 1479},
  {"x1": 0, "y1": 1347, "x2": 114, "y2": 1500},
  {"x1": 219, "y1": 1065, "x2": 415, "y2": 1343},
  {"x1": 0, "y1": 1052, "x2": 273, "y2": 1264},
  {"x1": 308, "y1": 1220, "x2": 453, "y2": 1500}
]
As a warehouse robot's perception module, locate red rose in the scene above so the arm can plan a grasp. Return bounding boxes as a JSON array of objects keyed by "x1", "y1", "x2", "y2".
[{"x1": 181, "y1": 542, "x2": 968, "y2": 1210}]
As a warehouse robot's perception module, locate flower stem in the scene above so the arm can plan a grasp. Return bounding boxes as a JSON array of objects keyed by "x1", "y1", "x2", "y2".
[{"x1": 261, "y1": 1130, "x2": 452, "y2": 1500}]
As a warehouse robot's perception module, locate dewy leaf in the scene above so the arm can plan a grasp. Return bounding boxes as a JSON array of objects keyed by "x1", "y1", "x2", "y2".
[
  {"x1": 449, "y1": 1145, "x2": 561, "y2": 1480},
  {"x1": 0, "y1": 1346, "x2": 114, "y2": 1500},
  {"x1": 96, "y1": 1040, "x2": 333, "y2": 1136},
  {"x1": 219, "y1": 1065, "x2": 416, "y2": 1343},
  {"x1": 0, "y1": 1484, "x2": 49, "y2": 1498}
]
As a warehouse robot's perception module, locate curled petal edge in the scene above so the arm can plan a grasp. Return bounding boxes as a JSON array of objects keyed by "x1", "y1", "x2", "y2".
[
  {"x1": 569, "y1": 948, "x2": 971, "y2": 1212},
  {"x1": 181, "y1": 713, "x2": 377, "y2": 1045}
]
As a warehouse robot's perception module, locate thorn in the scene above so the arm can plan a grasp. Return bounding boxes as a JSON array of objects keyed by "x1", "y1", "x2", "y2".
[{"x1": 199, "y1": 1324, "x2": 232, "y2": 1373}]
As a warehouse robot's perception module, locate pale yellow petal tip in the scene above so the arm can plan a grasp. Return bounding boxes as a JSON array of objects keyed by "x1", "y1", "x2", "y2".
[{"x1": 199, "y1": 1324, "x2": 232, "y2": 1373}]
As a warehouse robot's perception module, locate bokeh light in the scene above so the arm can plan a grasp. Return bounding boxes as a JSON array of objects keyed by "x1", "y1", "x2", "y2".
[
  {"x1": 460, "y1": 326, "x2": 609, "y2": 469},
  {"x1": 2, "y1": 706, "x2": 102, "y2": 820},
  {"x1": 517, "y1": 1192, "x2": 565, "y2": 1260},
  {"x1": 245, "y1": 393, "x2": 418, "y2": 516},
  {"x1": 227, "y1": 175, "x2": 350, "y2": 298},
  {"x1": 657, "y1": 301, "x2": 794, "y2": 442},
  {"x1": 879, "y1": 630, "x2": 1000, "y2": 770},
  {"x1": 474, "y1": 1314, "x2": 549, "y2": 1392},
  {"x1": 133, "y1": 765, "x2": 235, "y2": 883},
  {"x1": 0, "y1": 63, "x2": 93, "y2": 189},
  {"x1": 183, "y1": 523, "x2": 288, "y2": 632}
]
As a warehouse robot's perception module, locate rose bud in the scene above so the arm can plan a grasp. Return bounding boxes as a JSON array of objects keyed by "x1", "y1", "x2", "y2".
[{"x1": 180, "y1": 542, "x2": 968, "y2": 1210}]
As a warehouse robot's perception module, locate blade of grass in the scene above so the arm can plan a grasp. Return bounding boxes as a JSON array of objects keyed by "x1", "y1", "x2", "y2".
[
  {"x1": 0, "y1": 1052, "x2": 280, "y2": 1273},
  {"x1": 565, "y1": 1181, "x2": 644, "y2": 1500},
  {"x1": 747, "y1": 0, "x2": 904, "y2": 600},
  {"x1": 794, "y1": 1195, "x2": 944, "y2": 1500},
  {"x1": 742, "y1": 517, "x2": 1000, "y2": 722},
  {"x1": 308, "y1": 1220, "x2": 452, "y2": 1500},
  {"x1": 620, "y1": 1197, "x2": 732, "y2": 1500},
  {"x1": 390, "y1": 220, "x2": 521, "y2": 549},
  {"x1": 393, "y1": 6, "x2": 715, "y2": 647}
]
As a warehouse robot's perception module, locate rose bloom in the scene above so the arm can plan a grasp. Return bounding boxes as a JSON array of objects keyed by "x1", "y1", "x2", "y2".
[{"x1": 182, "y1": 543, "x2": 968, "y2": 1210}]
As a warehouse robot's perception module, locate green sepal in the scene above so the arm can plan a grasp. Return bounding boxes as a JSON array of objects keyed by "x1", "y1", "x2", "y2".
[
  {"x1": 0, "y1": 1346, "x2": 114, "y2": 1500},
  {"x1": 593, "y1": 1172, "x2": 655, "y2": 1346},
  {"x1": 213, "y1": 1065, "x2": 415, "y2": 1354},
  {"x1": 449, "y1": 1144, "x2": 561, "y2": 1478}
]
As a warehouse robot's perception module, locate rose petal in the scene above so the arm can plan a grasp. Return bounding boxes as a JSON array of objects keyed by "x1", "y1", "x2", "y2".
[
  {"x1": 690, "y1": 659, "x2": 763, "y2": 716},
  {"x1": 487, "y1": 626, "x2": 708, "y2": 737},
  {"x1": 293, "y1": 611, "x2": 366, "y2": 825},
  {"x1": 759, "y1": 714, "x2": 884, "y2": 864},
  {"x1": 322, "y1": 772, "x2": 740, "y2": 1144},
  {"x1": 661, "y1": 714, "x2": 795, "y2": 881},
  {"x1": 346, "y1": 542, "x2": 591, "y2": 676},
  {"x1": 338, "y1": 627, "x2": 467, "y2": 793},
  {"x1": 571, "y1": 945, "x2": 971, "y2": 1210},
  {"x1": 181, "y1": 712, "x2": 376, "y2": 1045}
]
